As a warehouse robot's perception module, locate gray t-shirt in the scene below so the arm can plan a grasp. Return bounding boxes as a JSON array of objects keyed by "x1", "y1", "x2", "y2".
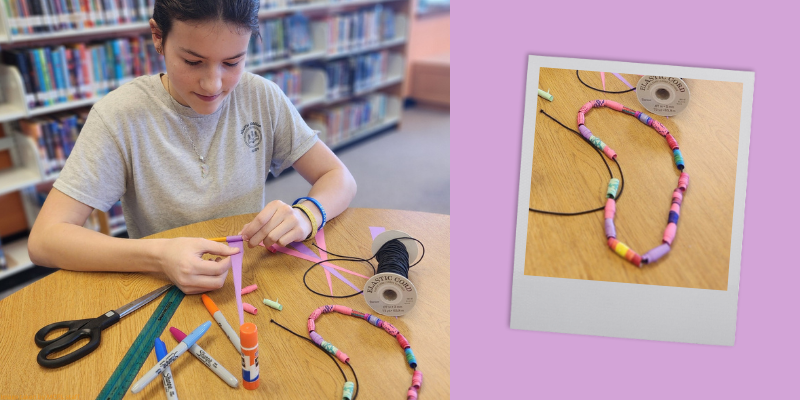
[{"x1": 54, "y1": 72, "x2": 318, "y2": 238}]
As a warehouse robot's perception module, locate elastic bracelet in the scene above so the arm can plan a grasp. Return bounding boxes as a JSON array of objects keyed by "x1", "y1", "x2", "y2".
[
  {"x1": 293, "y1": 197, "x2": 327, "y2": 229},
  {"x1": 293, "y1": 203, "x2": 318, "y2": 240}
]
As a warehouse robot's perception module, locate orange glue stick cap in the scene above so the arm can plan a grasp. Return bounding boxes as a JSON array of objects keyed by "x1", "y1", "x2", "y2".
[
  {"x1": 240, "y1": 323, "x2": 260, "y2": 390},
  {"x1": 201, "y1": 294, "x2": 220, "y2": 315}
]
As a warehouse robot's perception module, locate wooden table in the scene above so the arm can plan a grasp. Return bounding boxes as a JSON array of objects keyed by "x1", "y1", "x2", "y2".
[
  {"x1": 526, "y1": 68, "x2": 742, "y2": 290},
  {"x1": 0, "y1": 208, "x2": 449, "y2": 399}
]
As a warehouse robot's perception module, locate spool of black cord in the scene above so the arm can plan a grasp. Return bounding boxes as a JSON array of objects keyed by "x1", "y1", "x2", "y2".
[{"x1": 363, "y1": 230, "x2": 420, "y2": 316}]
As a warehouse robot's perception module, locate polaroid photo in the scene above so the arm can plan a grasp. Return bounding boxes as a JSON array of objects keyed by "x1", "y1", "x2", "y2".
[{"x1": 510, "y1": 55, "x2": 754, "y2": 345}]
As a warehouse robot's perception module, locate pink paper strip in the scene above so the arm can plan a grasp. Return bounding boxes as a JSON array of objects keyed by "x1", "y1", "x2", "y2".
[
  {"x1": 268, "y1": 245, "x2": 364, "y2": 291},
  {"x1": 229, "y1": 239, "x2": 245, "y2": 326},
  {"x1": 288, "y1": 238, "x2": 333, "y2": 294},
  {"x1": 369, "y1": 227, "x2": 385, "y2": 240},
  {"x1": 600, "y1": 72, "x2": 606, "y2": 91},
  {"x1": 315, "y1": 228, "x2": 334, "y2": 295},
  {"x1": 612, "y1": 73, "x2": 635, "y2": 90}
]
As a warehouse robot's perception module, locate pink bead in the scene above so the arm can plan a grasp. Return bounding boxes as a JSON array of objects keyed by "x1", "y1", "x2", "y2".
[
  {"x1": 652, "y1": 120, "x2": 669, "y2": 136},
  {"x1": 307, "y1": 319, "x2": 315, "y2": 332},
  {"x1": 663, "y1": 223, "x2": 677, "y2": 245},
  {"x1": 310, "y1": 308, "x2": 323, "y2": 320},
  {"x1": 577, "y1": 112, "x2": 585, "y2": 125},
  {"x1": 243, "y1": 302, "x2": 257, "y2": 315},
  {"x1": 579, "y1": 101, "x2": 594, "y2": 114},
  {"x1": 678, "y1": 172, "x2": 689, "y2": 191},
  {"x1": 336, "y1": 350, "x2": 349, "y2": 363},
  {"x1": 333, "y1": 305, "x2": 353, "y2": 315},
  {"x1": 602, "y1": 146, "x2": 617, "y2": 159},
  {"x1": 382, "y1": 322, "x2": 399, "y2": 336},
  {"x1": 407, "y1": 387, "x2": 418, "y2": 400},
  {"x1": 604, "y1": 100, "x2": 623, "y2": 111},
  {"x1": 672, "y1": 189, "x2": 683, "y2": 203},
  {"x1": 604, "y1": 198, "x2": 616, "y2": 219},
  {"x1": 412, "y1": 370, "x2": 423, "y2": 389},
  {"x1": 241, "y1": 284, "x2": 258, "y2": 295},
  {"x1": 397, "y1": 333, "x2": 410, "y2": 349},
  {"x1": 665, "y1": 133, "x2": 679, "y2": 150},
  {"x1": 670, "y1": 203, "x2": 681, "y2": 214}
]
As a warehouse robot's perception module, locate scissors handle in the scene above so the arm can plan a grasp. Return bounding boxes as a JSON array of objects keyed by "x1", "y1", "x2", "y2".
[{"x1": 35, "y1": 310, "x2": 120, "y2": 368}]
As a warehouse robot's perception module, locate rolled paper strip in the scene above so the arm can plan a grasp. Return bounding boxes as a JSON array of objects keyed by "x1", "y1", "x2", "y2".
[
  {"x1": 320, "y1": 340, "x2": 338, "y2": 356},
  {"x1": 578, "y1": 124, "x2": 593, "y2": 140},
  {"x1": 226, "y1": 235, "x2": 243, "y2": 243},
  {"x1": 637, "y1": 113, "x2": 652, "y2": 126},
  {"x1": 310, "y1": 331, "x2": 324, "y2": 346},
  {"x1": 412, "y1": 370, "x2": 423, "y2": 389},
  {"x1": 241, "y1": 284, "x2": 258, "y2": 295},
  {"x1": 678, "y1": 172, "x2": 689, "y2": 191},
  {"x1": 673, "y1": 149, "x2": 685, "y2": 170},
  {"x1": 307, "y1": 319, "x2": 315, "y2": 332},
  {"x1": 537, "y1": 89, "x2": 554, "y2": 102},
  {"x1": 333, "y1": 305, "x2": 352, "y2": 315},
  {"x1": 342, "y1": 382, "x2": 355, "y2": 400},
  {"x1": 663, "y1": 222, "x2": 677, "y2": 245},
  {"x1": 670, "y1": 202, "x2": 681, "y2": 214},
  {"x1": 579, "y1": 101, "x2": 594, "y2": 114},
  {"x1": 604, "y1": 218, "x2": 616, "y2": 239},
  {"x1": 335, "y1": 350, "x2": 349, "y2": 363},
  {"x1": 589, "y1": 135, "x2": 606, "y2": 151},
  {"x1": 668, "y1": 211, "x2": 679, "y2": 225},
  {"x1": 405, "y1": 348, "x2": 418, "y2": 369},
  {"x1": 593, "y1": 99, "x2": 605, "y2": 108},
  {"x1": 604, "y1": 198, "x2": 616, "y2": 219},
  {"x1": 262, "y1": 298, "x2": 283, "y2": 311},
  {"x1": 310, "y1": 307, "x2": 323, "y2": 320},
  {"x1": 606, "y1": 178, "x2": 620, "y2": 199},
  {"x1": 243, "y1": 302, "x2": 257, "y2": 315},
  {"x1": 367, "y1": 314, "x2": 381, "y2": 327},
  {"x1": 652, "y1": 120, "x2": 669, "y2": 136},
  {"x1": 407, "y1": 387, "x2": 419, "y2": 400},
  {"x1": 602, "y1": 146, "x2": 617, "y2": 159},
  {"x1": 621, "y1": 106, "x2": 637, "y2": 116},
  {"x1": 642, "y1": 243, "x2": 671, "y2": 264},
  {"x1": 382, "y1": 322, "x2": 399, "y2": 336},
  {"x1": 577, "y1": 112, "x2": 585, "y2": 125},
  {"x1": 397, "y1": 333, "x2": 410, "y2": 349},
  {"x1": 665, "y1": 133, "x2": 679, "y2": 150},
  {"x1": 604, "y1": 100, "x2": 623, "y2": 111}
]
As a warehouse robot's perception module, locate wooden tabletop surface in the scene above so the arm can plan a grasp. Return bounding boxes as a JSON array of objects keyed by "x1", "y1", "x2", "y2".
[
  {"x1": 526, "y1": 67, "x2": 743, "y2": 290},
  {"x1": 0, "y1": 208, "x2": 450, "y2": 399}
]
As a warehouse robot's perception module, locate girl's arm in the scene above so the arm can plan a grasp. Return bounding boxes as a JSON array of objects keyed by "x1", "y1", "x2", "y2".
[
  {"x1": 28, "y1": 188, "x2": 240, "y2": 294},
  {"x1": 240, "y1": 140, "x2": 357, "y2": 248}
]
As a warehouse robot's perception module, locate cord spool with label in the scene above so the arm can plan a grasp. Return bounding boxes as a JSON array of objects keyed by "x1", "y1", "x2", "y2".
[
  {"x1": 363, "y1": 230, "x2": 420, "y2": 317},
  {"x1": 636, "y1": 75, "x2": 691, "y2": 117}
]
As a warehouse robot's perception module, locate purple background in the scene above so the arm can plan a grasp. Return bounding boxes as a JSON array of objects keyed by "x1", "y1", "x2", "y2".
[{"x1": 451, "y1": 1, "x2": 798, "y2": 398}]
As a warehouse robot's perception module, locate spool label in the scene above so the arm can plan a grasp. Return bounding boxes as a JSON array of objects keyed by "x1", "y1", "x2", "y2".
[
  {"x1": 637, "y1": 76, "x2": 690, "y2": 116},
  {"x1": 364, "y1": 273, "x2": 417, "y2": 316}
]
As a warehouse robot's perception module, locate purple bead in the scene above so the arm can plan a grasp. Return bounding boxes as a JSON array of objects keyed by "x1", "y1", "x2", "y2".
[
  {"x1": 604, "y1": 218, "x2": 616, "y2": 238},
  {"x1": 578, "y1": 124, "x2": 593, "y2": 140},
  {"x1": 310, "y1": 331, "x2": 324, "y2": 345},
  {"x1": 642, "y1": 243, "x2": 671, "y2": 264}
]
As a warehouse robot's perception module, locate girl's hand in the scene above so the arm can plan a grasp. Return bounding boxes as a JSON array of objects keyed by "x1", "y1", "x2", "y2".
[
  {"x1": 157, "y1": 237, "x2": 240, "y2": 294},
  {"x1": 240, "y1": 200, "x2": 312, "y2": 249}
]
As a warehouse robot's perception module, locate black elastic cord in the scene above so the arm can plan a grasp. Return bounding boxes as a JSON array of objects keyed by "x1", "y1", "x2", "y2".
[
  {"x1": 576, "y1": 70, "x2": 636, "y2": 94},
  {"x1": 304, "y1": 238, "x2": 426, "y2": 298},
  {"x1": 529, "y1": 109, "x2": 624, "y2": 216},
  {"x1": 270, "y1": 319, "x2": 359, "y2": 399}
]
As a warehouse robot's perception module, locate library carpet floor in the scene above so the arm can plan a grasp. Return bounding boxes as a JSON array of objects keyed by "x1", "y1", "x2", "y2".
[{"x1": 0, "y1": 105, "x2": 450, "y2": 300}]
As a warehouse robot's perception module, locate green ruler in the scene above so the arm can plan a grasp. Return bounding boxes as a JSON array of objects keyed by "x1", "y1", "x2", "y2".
[{"x1": 96, "y1": 286, "x2": 185, "y2": 400}]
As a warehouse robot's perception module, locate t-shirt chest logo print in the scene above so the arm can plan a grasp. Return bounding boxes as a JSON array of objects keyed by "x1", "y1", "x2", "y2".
[{"x1": 239, "y1": 122, "x2": 263, "y2": 153}]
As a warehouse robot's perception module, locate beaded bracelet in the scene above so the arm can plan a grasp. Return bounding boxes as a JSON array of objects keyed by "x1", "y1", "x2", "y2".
[
  {"x1": 293, "y1": 197, "x2": 327, "y2": 229},
  {"x1": 578, "y1": 99, "x2": 689, "y2": 267},
  {"x1": 292, "y1": 203, "x2": 318, "y2": 240},
  {"x1": 308, "y1": 305, "x2": 423, "y2": 400}
]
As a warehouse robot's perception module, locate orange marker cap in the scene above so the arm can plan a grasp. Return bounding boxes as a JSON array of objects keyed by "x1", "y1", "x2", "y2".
[
  {"x1": 240, "y1": 322, "x2": 258, "y2": 349},
  {"x1": 201, "y1": 294, "x2": 220, "y2": 315}
]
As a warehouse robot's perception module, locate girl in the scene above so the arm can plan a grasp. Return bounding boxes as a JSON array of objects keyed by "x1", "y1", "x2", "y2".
[{"x1": 27, "y1": 0, "x2": 357, "y2": 294}]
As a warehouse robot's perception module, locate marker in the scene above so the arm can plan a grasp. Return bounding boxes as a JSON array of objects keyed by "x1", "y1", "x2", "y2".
[
  {"x1": 169, "y1": 327, "x2": 239, "y2": 388},
  {"x1": 154, "y1": 338, "x2": 179, "y2": 400},
  {"x1": 201, "y1": 294, "x2": 242, "y2": 354},
  {"x1": 131, "y1": 321, "x2": 212, "y2": 394}
]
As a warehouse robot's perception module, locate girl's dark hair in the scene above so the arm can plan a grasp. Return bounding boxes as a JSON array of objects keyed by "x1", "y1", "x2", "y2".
[{"x1": 153, "y1": 0, "x2": 260, "y2": 41}]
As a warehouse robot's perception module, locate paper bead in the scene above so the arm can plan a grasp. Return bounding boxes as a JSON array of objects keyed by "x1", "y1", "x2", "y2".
[
  {"x1": 407, "y1": 387, "x2": 419, "y2": 400},
  {"x1": 673, "y1": 149, "x2": 685, "y2": 170},
  {"x1": 603, "y1": 146, "x2": 617, "y2": 160},
  {"x1": 637, "y1": 113, "x2": 652, "y2": 126},
  {"x1": 642, "y1": 243, "x2": 671, "y2": 264},
  {"x1": 333, "y1": 305, "x2": 352, "y2": 315},
  {"x1": 343, "y1": 382, "x2": 355, "y2": 400},
  {"x1": 603, "y1": 100, "x2": 623, "y2": 111},
  {"x1": 335, "y1": 350, "x2": 349, "y2": 363},
  {"x1": 652, "y1": 120, "x2": 669, "y2": 136},
  {"x1": 670, "y1": 202, "x2": 681, "y2": 214},
  {"x1": 668, "y1": 211, "x2": 679, "y2": 224},
  {"x1": 608, "y1": 238, "x2": 642, "y2": 267},
  {"x1": 310, "y1": 331, "x2": 323, "y2": 345},
  {"x1": 663, "y1": 223, "x2": 677, "y2": 245},
  {"x1": 577, "y1": 113, "x2": 585, "y2": 125},
  {"x1": 382, "y1": 322, "x2": 399, "y2": 336},
  {"x1": 579, "y1": 101, "x2": 594, "y2": 114},
  {"x1": 241, "y1": 284, "x2": 258, "y2": 295},
  {"x1": 320, "y1": 340, "x2": 338, "y2": 356},
  {"x1": 405, "y1": 348, "x2": 417, "y2": 368},
  {"x1": 666, "y1": 133, "x2": 679, "y2": 150},
  {"x1": 607, "y1": 178, "x2": 620, "y2": 199},
  {"x1": 307, "y1": 319, "x2": 315, "y2": 332},
  {"x1": 578, "y1": 124, "x2": 593, "y2": 140},
  {"x1": 593, "y1": 99, "x2": 606, "y2": 108},
  {"x1": 605, "y1": 218, "x2": 616, "y2": 239},
  {"x1": 243, "y1": 302, "x2": 257, "y2": 315},
  {"x1": 621, "y1": 106, "x2": 637, "y2": 116},
  {"x1": 412, "y1": 370, "x2": 423, "y2": 389},
  {"x1": 263, "y1": 298, "x2": 283, "y2": 311},
  {"x1": 397, "y1": 333, "x2": 410, "y2": 349},
  {"x1": 678, "y1": 172, "x2": 689, "y2": 191},
  {"x1": 604, "y1": 198, "x2": 616, "y2": 219}
]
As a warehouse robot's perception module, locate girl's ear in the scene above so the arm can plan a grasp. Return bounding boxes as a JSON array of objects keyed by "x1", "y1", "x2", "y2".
[{"x1": 149, "y1": 19, "x2": 164, "y2": 54}]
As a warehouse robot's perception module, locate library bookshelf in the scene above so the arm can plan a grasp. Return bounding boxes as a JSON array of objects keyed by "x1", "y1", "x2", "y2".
[{"x1": 0, "y1": 0, "x2": 410, "y2": 280}]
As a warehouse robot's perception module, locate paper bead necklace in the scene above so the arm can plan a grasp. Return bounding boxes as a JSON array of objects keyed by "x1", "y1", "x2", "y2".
[
  {"x1": 578, "y1": 99, "x2": 690, "y2": 267},
  {"x1": 308, "y1": 305, "x2": 423, "y2": 399}
]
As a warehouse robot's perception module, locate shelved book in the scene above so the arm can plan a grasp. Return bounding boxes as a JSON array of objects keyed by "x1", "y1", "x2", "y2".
[
  {"x1": 2, "y1": 0, "x2": 156, "y2": 37},
  {"x1": 1, "y1": 35, "x2": 165, "y2": 110},
  {"x1": 322, "y1": 50, "x2": 390, "y2": 100},
  {"x1": 262, "y1": 67, "x2": 301, "y2": 104},
  {"x1": 327, "y1": 5, "x2": 395, "y2": 55},
  {"x1": 307, "y1": 93, "x2": 387, "y2": 147},
  {"x1": 16, "y1": 109, "x2": 89, "y2": 177},
  {"x1": 21, "y1": 181, "x2": 109, "y2": 233}
]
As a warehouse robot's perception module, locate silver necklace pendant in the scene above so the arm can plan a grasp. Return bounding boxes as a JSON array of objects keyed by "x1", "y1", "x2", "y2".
[{"x1": 201, "y1": 162, "x2": 209, "y2": 178}]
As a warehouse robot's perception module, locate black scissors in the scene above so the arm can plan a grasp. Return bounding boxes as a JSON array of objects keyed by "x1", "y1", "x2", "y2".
[{"x1": 34, "y1": 284, "x2": 173, "y2": 368}]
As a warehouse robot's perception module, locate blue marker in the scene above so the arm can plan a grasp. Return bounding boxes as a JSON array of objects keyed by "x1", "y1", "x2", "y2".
[
  {"x1": 131, "y1": 321, "x2": 211, "y2": 394},
  {"x1": 155, "y1": 338, "x2": 179, "y2": 400}
]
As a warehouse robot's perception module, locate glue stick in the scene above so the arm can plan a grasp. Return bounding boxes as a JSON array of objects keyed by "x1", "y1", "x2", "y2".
[{"x1": 240, "y1": 323, "x2": 260, "y2": 390}]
